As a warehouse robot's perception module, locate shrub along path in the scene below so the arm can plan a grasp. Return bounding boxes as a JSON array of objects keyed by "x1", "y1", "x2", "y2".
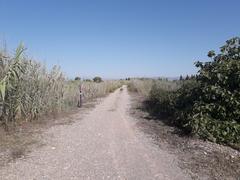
[{"x1": 0, "y1": 86, "x2": 190, "y2": 180}]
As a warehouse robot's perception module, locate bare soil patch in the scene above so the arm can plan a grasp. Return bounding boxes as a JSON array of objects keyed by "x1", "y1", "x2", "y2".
[{"x1": 0, "y1": 98, "x2": 102, "y2": 168}]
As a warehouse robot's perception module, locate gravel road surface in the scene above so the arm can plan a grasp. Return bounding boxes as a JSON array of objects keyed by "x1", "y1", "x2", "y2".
[{"x1": 0, "y1": 86, "x2": 190, "y2": 180}]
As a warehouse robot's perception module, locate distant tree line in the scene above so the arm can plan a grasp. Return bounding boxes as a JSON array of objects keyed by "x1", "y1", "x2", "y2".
[
  {"x1": 179, "y1": 75, "x2": 196, "y2": 81},
  {"x1": 74, "y1": 76, "x2": 103, "y2": 83}
]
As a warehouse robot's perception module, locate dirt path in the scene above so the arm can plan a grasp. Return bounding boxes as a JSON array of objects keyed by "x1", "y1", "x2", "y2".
[{"x1": 0, "y1": 86, "x2": 190, "y2": 180}]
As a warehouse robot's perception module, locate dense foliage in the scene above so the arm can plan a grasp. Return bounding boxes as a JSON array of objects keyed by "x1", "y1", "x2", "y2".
[
  {"x1": 0, "y1": 45, "x2": 122, "y2": 129},
  {"x1": 147, "y1": 37, "x2": 240, "y2": 146}
]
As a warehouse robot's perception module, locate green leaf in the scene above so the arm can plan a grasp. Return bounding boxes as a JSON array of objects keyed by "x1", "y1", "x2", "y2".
[{"x1": 0, "y1": 79, "x2": 6, "y2": 101}]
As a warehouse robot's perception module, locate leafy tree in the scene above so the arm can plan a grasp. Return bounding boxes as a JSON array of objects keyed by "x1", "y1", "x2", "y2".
[
  {"x1": 173, "y1": 37, "x2": 240, "y2": 144},
  {"x1": 189, "y1": 37, "x2": 240, "y2": 143},
  {"x1": 93, "y1": 76, "x2": 103, "y2": 83},
  {"x1": 207, "y1": 50, "x2": 216, "y2": 58},
  {"x1": 179, "y1": 75, "x2": 183, "y2": 81},
  {"x1": 74, "y1": 76, "x2": 81, "y2": 81},
  {"x1": 190, "y1": 75, "x2": 195, "y2": 80},
  {"x1": 148, "y1": 37, "x2": 240, "y2": 145},
  {"x1": 84, "y1": 79, "x2": 92, "y2": 82}
]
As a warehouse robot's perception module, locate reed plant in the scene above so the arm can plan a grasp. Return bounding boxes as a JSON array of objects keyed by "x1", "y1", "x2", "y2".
[{"x1": 0, "y1": 44, "x2": 121, "y2": 129}]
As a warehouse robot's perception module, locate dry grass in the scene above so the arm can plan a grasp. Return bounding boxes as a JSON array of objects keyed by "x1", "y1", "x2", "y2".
[
  {"x1": 0, "y1": 44, "x2": 122, "y2": 129},
  {"x1": 128, "y1": 78, "x2": 180, "y2": 97}
]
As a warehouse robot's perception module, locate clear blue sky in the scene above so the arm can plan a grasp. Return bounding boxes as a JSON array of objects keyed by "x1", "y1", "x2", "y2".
[{"x1": 0, "y1": 0, "x2": 239, "y2": 79}]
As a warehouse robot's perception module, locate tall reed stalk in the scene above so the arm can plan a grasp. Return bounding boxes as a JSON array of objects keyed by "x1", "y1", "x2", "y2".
[{"x1": 0, "y1": 44, "x2": 122, "y2": 129}]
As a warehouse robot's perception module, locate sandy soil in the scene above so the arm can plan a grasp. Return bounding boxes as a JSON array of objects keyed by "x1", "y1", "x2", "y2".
[{"x1": 0, "y1": 86, "x2": 191, "y2": 180}]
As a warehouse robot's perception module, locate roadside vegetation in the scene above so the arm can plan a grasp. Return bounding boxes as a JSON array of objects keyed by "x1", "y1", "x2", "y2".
[
  {"x1": 129, "y1": 37, "x2": 240, "y2": 149},
  {"x1": 0, "y1": 44, "x2": 122, "y2": 130}
]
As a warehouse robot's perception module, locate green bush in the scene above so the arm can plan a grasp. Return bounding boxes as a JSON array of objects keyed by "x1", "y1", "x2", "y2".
[
  {"x1": 186, "y1": 37, "x2": 240, "y2": 144},
  {"x1": 93, "y1": 76, "x2": 103, "y2": 83},
  {"x1": 147, "y1": 37, "x2": 240, "y2": 146},
  {"x1": 147, "y1": 83, "x2": 175, "y2": 118}
]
